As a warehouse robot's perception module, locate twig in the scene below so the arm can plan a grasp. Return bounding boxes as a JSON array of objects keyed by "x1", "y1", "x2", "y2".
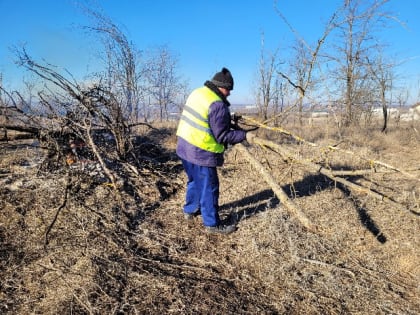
[
  {"x1": 45, "y1": 174, "x2": 71, "y2": 247},
  {"x1": 261, "y1": 104, "x2": 297, "y2": 125},
  {"x1": 300, "y1": 257, "x2": 356, "y2": 278}
]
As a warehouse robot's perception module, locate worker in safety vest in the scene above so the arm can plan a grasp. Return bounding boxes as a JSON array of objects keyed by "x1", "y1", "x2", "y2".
[{"x1": 176, "y1": 67, "x2": 255, "y2": 234}]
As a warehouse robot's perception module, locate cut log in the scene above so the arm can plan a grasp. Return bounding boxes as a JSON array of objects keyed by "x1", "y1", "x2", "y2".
[
  {"x1": 0, "y1": 124, "x2": 40, "y2": 141},
  {"x1": 0, "y1": 124, "x2": 40, "y2": 135},
  {"x1": 235, "y1": 143, "x2": 317, "y2": 232}
]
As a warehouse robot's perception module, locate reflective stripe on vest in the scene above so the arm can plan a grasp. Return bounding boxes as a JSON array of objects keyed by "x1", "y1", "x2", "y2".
[{"x1": 176, "y1": 86, "x2": 225, "y2": 153}]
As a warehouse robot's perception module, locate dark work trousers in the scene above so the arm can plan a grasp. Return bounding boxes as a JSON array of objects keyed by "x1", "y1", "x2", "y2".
[{"x1": 181, "y1": 159, "x2": 220, "y2": 227}]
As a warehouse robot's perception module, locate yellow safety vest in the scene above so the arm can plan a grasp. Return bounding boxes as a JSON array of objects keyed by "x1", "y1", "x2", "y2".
[{"x1": 176, "y1": 86, "x2": 225, "y2": 153}]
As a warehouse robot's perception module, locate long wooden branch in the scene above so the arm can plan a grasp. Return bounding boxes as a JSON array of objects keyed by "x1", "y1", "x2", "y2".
[
  {"x1": 0, "y1": 124, "x2": 40, "y2": 135},
  {"x1": 235, "y1": 143, "x2": 317, "y2": 232},
  {"x1": 252, "y1": 137, "x2": 417, "y2": 215},
  {"x1": 242, "y1": 116, "x2": 419, "y2": 181},
  {"x1": 329, "y1": 169, "x2": 395, "y2": 176},
  {"x1": 85, "y1": 121, "x2": 117, "y2": 189},
  {"x1": 243, "y1": 116, "x2": 316, "y2": 146}
]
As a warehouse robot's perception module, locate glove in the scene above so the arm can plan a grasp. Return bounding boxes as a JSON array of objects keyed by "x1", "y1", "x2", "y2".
[
  {"x1": 231, "y1": 113, "x2": 243, "y2": 130},
  {"x1": 231, "y1": 112, "x2": 242, "y2": 123},
  {"x1": 246, "y1": 131, "x2": 256, "y2": 144}
]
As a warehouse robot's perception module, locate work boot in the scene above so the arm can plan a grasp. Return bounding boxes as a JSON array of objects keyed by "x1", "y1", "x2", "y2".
[
  {"x1": 205, "y1": 224, "x2": 237, "y2": 235},
  {"x1": 183, "y1": 209, "x2": 201, "y2": 220}
]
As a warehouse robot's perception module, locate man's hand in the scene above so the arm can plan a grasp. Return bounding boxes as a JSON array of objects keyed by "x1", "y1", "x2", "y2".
[
  {"x1": 231, "y1": 112, "x2": 243, "y2": 130},
  {"x1": 246, "y1": 131, "x2": 256, "y2": 144},
  {"x1": 231, "y1": 112, "x2": 242, "y2": 123}
]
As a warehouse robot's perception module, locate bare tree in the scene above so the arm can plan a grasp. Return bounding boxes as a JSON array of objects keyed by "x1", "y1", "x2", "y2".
[
  {"x1": 270, "y1": 77, "x2": 285, "y2": 124},
  {"x1": 330, "y1": 0, "x2": 393, "y2": 126},
  {"x1": 275, "y1": 1, "x2": 340, "y2": 125},
  {"x1": 275, "y1": 0, "x2": 400, "y2": 129},
  {"x1": 279, "y1": 40, "x2": 313, "y2": 125},
  {"x1": 143, "y1": 45, "x2": 184, "y2": 121},
  {"x1": 255, "y1": 33, "x2": 281, "y2": 121},
  {"x1": 395, "y1": 88, "x2": 409, "y2": 109},
  {"x1": 173, "y1": 78, "x2": 190, "y2": 114},
  {"x1": 366, "y1": 51, "x2": 396, "y2": 132},
  {"x1": 83, "y1": 7, "x2": 142, "y2": 122}
]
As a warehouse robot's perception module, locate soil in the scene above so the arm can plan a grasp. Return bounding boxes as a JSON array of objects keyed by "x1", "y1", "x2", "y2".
[{"x1": 0, "y1": 122, "x2": 419, "y2": 314}]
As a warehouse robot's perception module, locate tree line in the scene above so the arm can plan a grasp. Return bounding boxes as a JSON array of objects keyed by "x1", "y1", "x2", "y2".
[{"x1": 255, "y1": 0, "x2": 415, "y2": 132}]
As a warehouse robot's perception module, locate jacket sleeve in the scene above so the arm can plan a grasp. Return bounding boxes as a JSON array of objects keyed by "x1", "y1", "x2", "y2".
[{"x1": 208, "y1": 101, "x2": 246, "y2": 145}]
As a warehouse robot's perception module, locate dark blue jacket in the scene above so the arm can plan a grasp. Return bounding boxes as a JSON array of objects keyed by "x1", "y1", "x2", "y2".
[{"x1": 176, "y1": 81, "x2": 246, "y2": 167}]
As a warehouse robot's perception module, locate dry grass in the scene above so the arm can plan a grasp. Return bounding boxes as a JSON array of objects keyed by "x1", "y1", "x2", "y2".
[{"x1": 0, "y1": 121, "x2": 419, "y2": 314}]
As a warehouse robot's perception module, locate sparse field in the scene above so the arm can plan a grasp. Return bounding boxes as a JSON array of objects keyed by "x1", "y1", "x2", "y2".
[{"x1": 1, "y1": 121, "x2": 419, "y2": 314}]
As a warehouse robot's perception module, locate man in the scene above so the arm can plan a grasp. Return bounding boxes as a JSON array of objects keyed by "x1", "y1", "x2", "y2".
[{"x1": 176, "y1": 67, "x2": 254, "y2": 234}]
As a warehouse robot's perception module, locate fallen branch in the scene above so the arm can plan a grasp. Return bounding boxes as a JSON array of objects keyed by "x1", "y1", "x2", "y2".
[
  {"x1": 243, "y1": 116, "x2": 314, "y2": 146},
  {"x1": 235, "y1": 143, "x2": 317, "y2": 232},
  {"x1": 253, "y1": 137, "x2": 417, "y2": 215},
  {"x1": 85, "y1": 121, "x2": 118, "y2": 189},
  {"x1": 0, "y1": 124, "x2": 40, "y2": 140},
  {"x1": 329, "y1": 169, "x2": 390, "y2": 176},
  {"x1": 242, "y1": 116, "x2": 419, "y2": 182}
]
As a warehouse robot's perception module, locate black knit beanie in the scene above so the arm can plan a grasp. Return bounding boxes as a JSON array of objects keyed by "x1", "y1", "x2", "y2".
[{"x1": 211, "y1": 67, "x2": 234, "y2": 90}]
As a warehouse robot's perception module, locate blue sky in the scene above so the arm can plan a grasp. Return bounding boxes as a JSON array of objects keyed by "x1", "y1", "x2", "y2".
[{"x1": 1, "y1": 0, "x2": 419, "y2": 104}]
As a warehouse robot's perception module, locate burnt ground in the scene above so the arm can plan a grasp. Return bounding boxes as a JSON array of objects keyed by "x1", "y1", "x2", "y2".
[{"x1": 0, "y1": 122, "x2": 419, "y2": 314}]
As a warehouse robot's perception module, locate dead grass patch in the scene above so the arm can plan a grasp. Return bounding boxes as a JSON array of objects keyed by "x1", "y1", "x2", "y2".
[{"x1": 0, "y1": 121, "x2": 419, "y2": 314}]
